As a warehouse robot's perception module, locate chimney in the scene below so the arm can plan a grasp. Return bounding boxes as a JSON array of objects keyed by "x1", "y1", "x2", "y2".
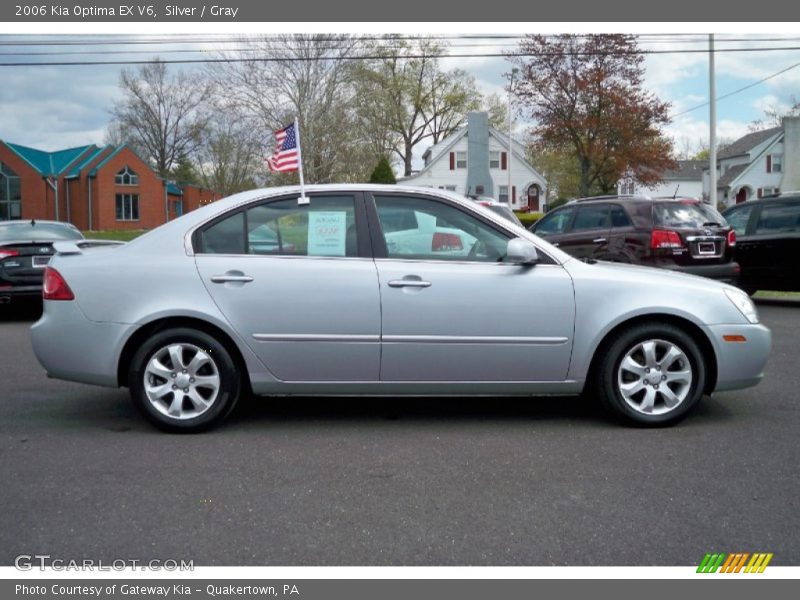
[
  {"x1": 465, "y1": 112, "x2": 493, "y2": 197},
  {"x1": 781, "y1": 116, "x2": 800, "y2": 192}
]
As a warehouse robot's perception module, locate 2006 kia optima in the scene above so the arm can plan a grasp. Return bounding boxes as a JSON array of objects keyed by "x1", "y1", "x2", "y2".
[{"x1": 31, "y1": 185, "x2": 771, "y2": 432}]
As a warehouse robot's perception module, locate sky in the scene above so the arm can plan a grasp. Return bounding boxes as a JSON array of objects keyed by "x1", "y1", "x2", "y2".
[{"x1": 0, "y1": 33, "x2": 798, "y2": 162}]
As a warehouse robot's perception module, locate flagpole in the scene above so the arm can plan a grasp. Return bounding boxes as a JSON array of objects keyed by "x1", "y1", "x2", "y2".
[{"x1": 294, "y1": 116, "x2": 309, "y2": 204}]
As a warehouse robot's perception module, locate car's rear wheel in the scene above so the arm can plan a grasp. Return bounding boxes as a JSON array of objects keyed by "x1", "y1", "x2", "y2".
[
  {"x1": 128, "y1": 328, "x2": 242, "y2": 432},
  {"x1": 594, "y1": 323, "x2": 706, "y2": 426}
]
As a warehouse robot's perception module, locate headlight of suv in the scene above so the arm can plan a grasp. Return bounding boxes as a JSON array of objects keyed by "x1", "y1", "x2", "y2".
[{"x1": 724, "y1": 288, "x2": 759, "y2": 324}]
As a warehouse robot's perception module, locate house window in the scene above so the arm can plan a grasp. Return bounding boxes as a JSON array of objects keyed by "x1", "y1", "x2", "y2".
[
  {"x1": 760, "y1": 187, "x2": 779, "y2": 198},
  {"x1": 489, "y1": 151, "x2": 500, "y2": 169},
  {"x1": 455, "y1": 151, "x2": 467, "y2": 169},
  {"x1": 771, "y1": 154, "x2": 782, "y2": 173},
  {"x1": 115, "y1": 166, "x2": 139, "y2": 185},
  {"x1": 0, "y1": 162, "x2": 22, "y2": 221},
  {"x1": 498, "y1": 185, "x2": 509, "y2": 203},
  {"x1": 115, "y1": 194, "x2": 139, "y2": 221}
]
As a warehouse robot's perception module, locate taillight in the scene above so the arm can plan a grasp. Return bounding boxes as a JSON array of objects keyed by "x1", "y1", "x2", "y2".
[
  {"x1": 727, "y1": 230, "x2": 736, "y2": 247},
  {"x1": 42, "y1": 267, "x2": 74, "y2": 301},
  {"x1": 0, "y1": 249, "x2": 20, "y2": 260},
  {"x1": 431, "y1": 232, "x2": 463, "y2": 252},
  {"x1": 650, "y1": 229, "x2": 683, "y2": 249}
]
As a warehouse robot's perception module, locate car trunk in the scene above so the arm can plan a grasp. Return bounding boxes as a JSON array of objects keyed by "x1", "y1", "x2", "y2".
[
  {"x1": 652, "y1": 202, "x2": 733, "y2": 266},
  {"x1": 0, "y1": 242, "x2": 55, "y2": 286}
]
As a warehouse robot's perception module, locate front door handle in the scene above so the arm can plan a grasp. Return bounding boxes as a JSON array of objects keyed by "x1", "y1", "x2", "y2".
[
  {"x1": 211, "y1": 274, "x2": 254, "y2": 283},
  {"x1": 388, "y1": 279, "x2": 432, "y2": 288},
  {"x1": 593, "y1": 238, "x2": 607, "y2": 244}
]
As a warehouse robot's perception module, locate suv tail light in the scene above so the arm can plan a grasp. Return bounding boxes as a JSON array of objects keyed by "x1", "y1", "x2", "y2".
[
  {"x1": 727, "y1": 230, "x2": 736, "y2": 247},
  {"x1": 42, "y1": 267, "x2": 74, "y2": 301},
  {"x1": 0, "y1": 249, "x2": 20, "y2": 260},
  {"x1": 650, "y1": 229, "x2": 683, "y2": 249},
  {"x1": 431, "y1": 232, "x2": 463, "y2": 252}
]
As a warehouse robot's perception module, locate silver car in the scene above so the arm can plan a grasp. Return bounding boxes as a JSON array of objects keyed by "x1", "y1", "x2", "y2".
[{"x1": 31, "y1": 185, "x2": 771, "y2": 432}]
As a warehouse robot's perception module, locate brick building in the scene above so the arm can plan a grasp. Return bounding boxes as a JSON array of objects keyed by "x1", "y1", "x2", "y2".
[{"x1": 0, "y1": 140, "x2": 220, "y2": 229}]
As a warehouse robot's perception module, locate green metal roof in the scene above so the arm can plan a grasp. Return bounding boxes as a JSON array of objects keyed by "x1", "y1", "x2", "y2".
[
  {"x1": 4, "y1": 142, "x2": 95, "y2": 176},
  {"x1": 67, "y1": 145, "x2": 111, "y2": 178},
  {"x1": 88, "y1": 144, "x2": 126, "y2": 176},
  {"x1": 165, "y1": 181, "x2": 183, "y2": 195}
]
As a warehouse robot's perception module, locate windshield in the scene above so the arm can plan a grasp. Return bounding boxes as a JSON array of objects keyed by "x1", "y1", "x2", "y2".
[
  {"x1": 653, "y1": 202, "x2": 729, "y2": 229},
  {"x1": 0, "y1": 222, "x2": 84, "y2": 242}
]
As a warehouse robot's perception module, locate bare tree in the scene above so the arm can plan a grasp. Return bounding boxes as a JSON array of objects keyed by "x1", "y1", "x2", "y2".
[
  {"x1": 110, "y1": 59, "x2": 212, "y2": 177},
  {"x1": 749, "y1": 94, "x2": 800, "y2": 132},
  {"x1": 353, "y1": 37, "x2": 481, "y2": 176},
  {"x1": 208, "y1": 34, "x2": 368, "y2": 184},
  {"x1": 195, "y1": 109, "x2": 266, "y2": 196}
]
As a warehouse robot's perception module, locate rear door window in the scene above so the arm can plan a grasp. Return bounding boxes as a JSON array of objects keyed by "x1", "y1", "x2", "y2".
[
  {"x1": 609, "y1": 205, "x2": 632, "y2": 228},
  {"x1": 572, "y1": 205, "x2": 611, "y2": 231},
  {"x1": 755, "y1": 203, "x2": 800, "y2": 234}
]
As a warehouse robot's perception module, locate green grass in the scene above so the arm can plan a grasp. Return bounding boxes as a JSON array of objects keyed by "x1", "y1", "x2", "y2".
[
  {"x1": 82, "y1": 230, "x2": 147, "y2": 242},
  {"x1": 754, "y1": 291, "x2": 800, "y2": 299}
]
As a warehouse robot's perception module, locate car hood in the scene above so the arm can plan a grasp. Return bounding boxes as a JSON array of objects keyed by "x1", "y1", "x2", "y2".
[{"x1": 563, "y1": 258, "x2": 738, "y2": 294}]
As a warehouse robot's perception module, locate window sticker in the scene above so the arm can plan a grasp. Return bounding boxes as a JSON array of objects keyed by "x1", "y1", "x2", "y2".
[{"x1": 307, "y1": 211, "x2": 348, "y2": 256}]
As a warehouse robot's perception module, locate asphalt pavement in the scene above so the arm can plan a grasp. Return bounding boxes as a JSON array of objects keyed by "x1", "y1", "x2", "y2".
[{"x1": 1, "y1": 300, "x2": 798, "y2": 566}]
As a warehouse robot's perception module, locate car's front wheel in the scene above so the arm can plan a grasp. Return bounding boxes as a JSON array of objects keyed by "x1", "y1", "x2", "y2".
[
  {"x1": 128, "y1": 327, "x2": 242, "y2": 432},
  {"x1": 594, "y1": 323, "x2": 706, "y2": 426}
]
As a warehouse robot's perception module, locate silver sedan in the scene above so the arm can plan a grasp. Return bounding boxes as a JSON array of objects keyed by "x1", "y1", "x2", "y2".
[{"x1": 31, "y1": 185, "x2": 771, "y2": 432}]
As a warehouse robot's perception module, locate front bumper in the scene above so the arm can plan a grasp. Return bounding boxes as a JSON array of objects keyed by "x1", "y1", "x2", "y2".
[
  {"x1": 703, "y1": 322, "x2": 772, "y2": 392},
  {"x1": 31, "y1": 300, "x2": 136, "y2": 387}
]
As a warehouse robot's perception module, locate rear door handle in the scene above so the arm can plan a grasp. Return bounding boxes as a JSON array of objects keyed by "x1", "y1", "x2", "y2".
[
  {"x1": 388, "y1": 279, "x2": 432, "y2": 288},
  {"x1": 211, "y1": 274, "x2": 254, "y2": 283},
  {"x1": 593, "y1": 238, "x2": 607, "y2": 244}
]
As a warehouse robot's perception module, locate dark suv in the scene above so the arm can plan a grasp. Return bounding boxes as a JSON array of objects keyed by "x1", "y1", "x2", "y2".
[
  {"x1": 530, "y1": 195, "x2": 739, "y2": 283},
  {"x1": 721, "y1": 193, "x2": 800, "y2": 294}
]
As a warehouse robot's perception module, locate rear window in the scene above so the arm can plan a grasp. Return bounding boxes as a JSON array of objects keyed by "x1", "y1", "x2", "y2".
[
  {"x1": 653, "y1": 202, "x2": 729, "y2": 229},
  {"x1": 0, "y1": 222, "x2": 83, "y2": 242}
]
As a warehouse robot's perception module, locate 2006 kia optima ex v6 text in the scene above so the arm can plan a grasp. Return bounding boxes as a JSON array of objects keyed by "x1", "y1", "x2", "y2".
[{"x1": 31, "y1": 185, "x2": 771, "y2": 432}]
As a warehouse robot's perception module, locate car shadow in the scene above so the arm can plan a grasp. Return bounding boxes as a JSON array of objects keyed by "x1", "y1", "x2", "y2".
[
  {"x1": 228, "y1": 393, "x2": 612, "y2": 428},
  {"x1": 0, "y1": 301, "x2": 42, "y2": 322}
]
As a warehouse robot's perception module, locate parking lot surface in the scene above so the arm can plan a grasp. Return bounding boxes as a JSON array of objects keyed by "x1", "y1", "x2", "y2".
[{"x1": 1, "y1": 300, "x2": 798, "y2": 566}]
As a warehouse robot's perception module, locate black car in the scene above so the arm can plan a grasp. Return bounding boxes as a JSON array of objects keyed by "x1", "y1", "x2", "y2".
[
  {"x1": 0, "y1": 220, "x2": 84, "y2": 304},
  {"x1": 721, "y1": 193, "x2": 800, "y2": 294},
  {"x1": 530, "y1": 195, "x2": 739, "y2": 283}
]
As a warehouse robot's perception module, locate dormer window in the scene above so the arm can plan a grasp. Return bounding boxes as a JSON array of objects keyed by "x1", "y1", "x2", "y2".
[{"x1": 115, "y1": 166, "x2": 139, "y2": 185}]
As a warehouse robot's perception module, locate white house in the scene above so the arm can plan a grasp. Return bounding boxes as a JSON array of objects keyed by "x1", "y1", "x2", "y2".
[
  {"x1": 703, "y1": 116, "x2": 800, "y2": 207},
  {"x1": 617, "y1": 160, "x2": 707, "y2": 200},
  {"x1": 401, "y1": 112, "x2": 548, "y2": 211}
]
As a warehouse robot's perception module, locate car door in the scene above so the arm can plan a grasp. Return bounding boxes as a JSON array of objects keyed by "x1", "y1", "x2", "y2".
[
  {"x1": 747, "y1": 200, "x2": 800, "y2": 290},
  {"x1": 724, "y1": 202, "x2": 758, "y2": 287},
  {"x1": 369, "y1": 192, "x2": 576, "y2": 382},
  {"x1": 194, "y1": 192, "x2": 381, "y2": 382},
  {"x1": 557, "y1": 204, "x2": 612, "y2": 260}
]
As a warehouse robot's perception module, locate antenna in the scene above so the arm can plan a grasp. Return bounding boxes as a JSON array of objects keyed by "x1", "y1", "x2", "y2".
[{"x1": 673, "y1": 185, "x2": 680, "y2": 199}]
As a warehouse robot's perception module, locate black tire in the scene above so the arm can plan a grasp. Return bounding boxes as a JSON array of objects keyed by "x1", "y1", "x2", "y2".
[
  {"x1": 128, "y1": 327, "x2": 242, "y2": 433},
  {"x1": 594, "y1": 322, "x2": 706, "y2": 427}
]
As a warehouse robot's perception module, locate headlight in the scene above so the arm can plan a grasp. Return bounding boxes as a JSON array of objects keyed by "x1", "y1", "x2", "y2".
[{"x1": 724, "y1": 288, "x2": 759, "y2": 324}]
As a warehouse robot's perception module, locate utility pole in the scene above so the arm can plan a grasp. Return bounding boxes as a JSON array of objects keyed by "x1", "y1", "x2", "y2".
[
  {"x1": 507, "y1": 67, "x2": 518, "y2": 206},
  {"x1": 709, "y1": 34, "x2": 718, "y2": 207}
]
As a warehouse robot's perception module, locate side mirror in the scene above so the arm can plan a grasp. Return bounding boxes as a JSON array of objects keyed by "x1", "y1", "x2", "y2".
[{"x1": 507, "y1": 237, "x2": 539, "y2": 265}]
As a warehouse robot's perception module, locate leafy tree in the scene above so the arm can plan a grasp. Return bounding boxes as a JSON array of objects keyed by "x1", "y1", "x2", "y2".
[
  {"x1": 110, "y1": 59, "x2": 212, "y2": 177},
  {"x1": 482, "y1": 93, "x2": 509, "y2": 130},
  {"x1": 369, "y1": 156, "x2": 397, "y2": 184},
  {"x1": 511, "y1": 35, "x2": 675, "y2": 196},
  {"x1": 169, "y1": 157, "x2": 201, "y2": 186}
]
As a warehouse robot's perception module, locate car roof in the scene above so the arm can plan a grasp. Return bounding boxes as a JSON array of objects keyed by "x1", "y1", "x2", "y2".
[
  {"x1": 0, "y1": 219, "x2": 79, "y2": 228},
  {"x1": 569, "y1": 194, "x2": 705, "y2": 205}
]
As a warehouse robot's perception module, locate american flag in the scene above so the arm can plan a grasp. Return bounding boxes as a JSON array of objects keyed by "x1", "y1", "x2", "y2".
[{"x1": 266, "y1": 122, "x2": 300, "y2": 172}]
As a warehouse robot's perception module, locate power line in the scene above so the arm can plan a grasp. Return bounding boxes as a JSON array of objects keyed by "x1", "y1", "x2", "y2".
[
  {"x1": 3, "y1": 45, "x2": 800, "y2": 67},
  {"x1": 673, "y1": 60, "x2": 800, "y2": 118}
]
